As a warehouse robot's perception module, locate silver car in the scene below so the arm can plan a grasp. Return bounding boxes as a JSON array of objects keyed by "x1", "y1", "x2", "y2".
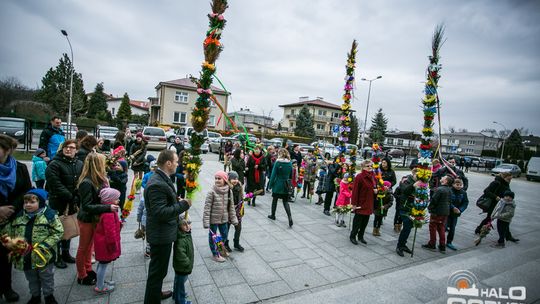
[
  {"x1": 491, "y1": 163, "x2": 522, "y2": 178},
  {"x1": 142, "y1": 127, "x2": 168, "y2": 150},
  {"x1": 97, "y1": 126, "x2": 118, "y2": 141}
]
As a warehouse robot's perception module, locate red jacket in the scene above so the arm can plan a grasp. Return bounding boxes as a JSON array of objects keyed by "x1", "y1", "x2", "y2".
[
  {"x1": 94, "y1": 203, "x2": 121, "y2": 262},
  {"x1": 335, "y1": 180, "x2": 352, "y2": 207},
  {"x1": 351, "y1": 170, "x2": 375, "y2": 215}
]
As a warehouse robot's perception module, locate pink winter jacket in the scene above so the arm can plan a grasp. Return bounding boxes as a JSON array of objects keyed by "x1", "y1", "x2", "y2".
[
  {"x1": 335, "y1": 180, "x2": 352, "y2": 207},
  {"x1": 94, "y1": 203, "x2": 121, "y2": 262}
]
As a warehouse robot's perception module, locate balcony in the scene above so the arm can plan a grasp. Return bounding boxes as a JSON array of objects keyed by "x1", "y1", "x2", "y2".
[
  {"x1": 314, "y1": 115, "x2": 332, "y2": 122},
  {"x1": 150, "y1": 98, "x2": 161, "y2": 107}
]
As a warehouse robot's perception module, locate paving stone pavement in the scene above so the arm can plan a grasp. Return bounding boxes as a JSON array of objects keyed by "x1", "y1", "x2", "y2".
[{"x1": 8, "y1": 154, "x2": 540, "y2": 304}]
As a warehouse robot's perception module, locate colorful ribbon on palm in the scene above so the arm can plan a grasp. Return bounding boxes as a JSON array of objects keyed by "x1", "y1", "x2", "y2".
[
  {"x1": 412, "y1": 24, "x2": 445, "y2": 228},
  {"x1": 339, "y1": 40, "x2": 358, "y2": 176},
  {"x1": 185, "y1": 0, "x2": 229, "y2": 199},
  {"x1": 371, "y1": 143, "x2": 387, "y2": 215}
]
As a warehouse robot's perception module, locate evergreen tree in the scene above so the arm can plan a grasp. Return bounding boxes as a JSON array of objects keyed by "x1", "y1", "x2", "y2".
[
  {"x1": 294, "y1": 105, "x2": 315, "y2": 139},
  {"x1": 349, "y1": 115, "x2": 359, "y2": 145},
  {"x1": 369, "y1": 108, "x2": 388, "y2": 144},
  {"x1": 35, "y1": 54, "x2": 86, "y2": 117},
  {"x1": 117, "y1": 92, "x2": 132, "y2": 122},
  {"x1": 503, "y1": 129, "x2": 524, "y2": 160},
  {"x1": 87, "y1": 83, "x2": 109, "y2": 118}
]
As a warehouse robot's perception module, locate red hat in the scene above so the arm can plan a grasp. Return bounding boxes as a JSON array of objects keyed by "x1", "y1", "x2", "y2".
[{"x1": 136, "y1": 132, "x2": 143, "y2": 139}]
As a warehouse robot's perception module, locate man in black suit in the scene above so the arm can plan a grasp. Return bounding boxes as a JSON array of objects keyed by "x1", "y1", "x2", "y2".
[{"x1": 143, "y1": 150, "x2": 191, "y2": 303}]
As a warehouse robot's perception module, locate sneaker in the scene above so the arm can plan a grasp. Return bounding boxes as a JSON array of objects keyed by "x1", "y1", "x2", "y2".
[
  {"x1": 212, "y1": 255, "x2": 226, "y2": 263},
  {"x1": 358, "y1": 238, "x2": 367, "y2": 245},
  {"x1": 421, "y1": 243, "x2": 436, "y2": 251},
  {"x1": 323, "y1": 210, "x2": 331, "y2": 216},
  {"x1": 234, "y1": 243, "x2": 245, "y2": 252},
  {"x1": 94, "y1": 284, "x2": 115, "y2": 294},
  {"x1": 350, "y1": 237, "x2": 358, "y2": 245},
  {"x1": 446, "y1": 243, "x2": 457, "y2": 251},
  {"x1": 44, "y1": 295, "x2": 58, "y2": 304},
  {"x1": 491, "y1": 243, "x2": 505, "y2": 249},
  {"x1": 77, "y1": 275, "x2": 96, "y2": 286}
]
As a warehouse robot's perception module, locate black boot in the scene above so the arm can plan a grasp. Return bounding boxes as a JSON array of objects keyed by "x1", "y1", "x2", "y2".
[
  {"x1": 55, "y1": 255, "x2": 67, "y2": 269},
  {"x1": 62, "y1": 251, "x2": 76, "y2": 263},
  {"x1": 283, "y1": 200, "x2": 293, "y2": 227},
  {"x1": 233, "y1": 240, "x2": 244, "y2": 252},
  {"x1": 2, "y1": 289, "x2": 20, "y2": 303},
  {"x1": 44, "y1": 295, "x2": 58, "y2": 304},
  {"x1": 27, "y1": 295, "x2": 41, "y2": 304},
  {"x1": 224, "y1": 241, "x2": 232, "y2": 252},
  {"x1": 268, "y1": 198, "x2": 277, "y2": 220},
  {"x1": 252, "y1": 197, "x2": 256, "y2": 207}
]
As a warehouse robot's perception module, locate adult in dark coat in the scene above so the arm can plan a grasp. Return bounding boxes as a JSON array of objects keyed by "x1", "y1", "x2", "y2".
[
  {"x1": 267, "y1": 148, "x2": 293, "y2": 227},
  {"x1": 230, "y1": 149, "x2": 246, "y2": 183},
  {"x1": 144, "y1": 150, "x2": 191, "y2": 303},
  {"x1": 290, "y1": 145, "x2": 303, "y2": 166},
  {"x1": 264, "y1": 145, "x2": 277, "y2": 192},
  {"x1": 396, "y1": 172, "x2": 417, "y2": 257},
  {"x1": 38, "y1": 116, "x2": 65, "y2": 159},
  {"x1": 130, "y1": 133, "x2": 147, "y2": 180},
  {"x1": 323, "y1": 159, "x2": 340, "y2": 215},
  {"x1": 0, "y1": 135, "x2": 32, "y2": 302},
  {"x1": 475, "y1": 172, "x2": 518, "y2": 241},
  {"x1": 76, "y1": 135, "x2": 97, "y2": 163},
  {"x1": 350, "y1": 160, "x2": 376, "y2": 245},
  {"x1": 380, "y1": 158, "x2": 397, "y2": 188},
  {"x1": 432, "y1": 157, "x2": 468, "y2": 191},
  {"x1": 45, "y1": 139, "x2": 84, "y2": 268},
  {"x1": 245, "y1": 146, "x2": 267, "y2": 206}
]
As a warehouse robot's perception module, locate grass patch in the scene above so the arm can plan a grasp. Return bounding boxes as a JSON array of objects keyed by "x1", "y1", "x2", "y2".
[{"x1": 12, "y1": 151, "x2": 33, "y2": 161}]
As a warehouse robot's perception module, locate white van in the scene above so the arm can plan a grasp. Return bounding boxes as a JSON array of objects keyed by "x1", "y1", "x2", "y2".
[{"x1": 526, "y1": 157, "x2": 540, "y2": 181}]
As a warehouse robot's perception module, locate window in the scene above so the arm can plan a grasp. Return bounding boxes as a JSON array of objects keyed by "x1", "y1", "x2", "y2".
[
  {"x1": 318, "y1": 110, "x2": 327, "y2": 116},
  {"x1": 291, "y1": 109, "x2": 295, "y2": 115},
  {"x1": 316, "y1": 124, "x2": 324, "y2": 130},
  {"x1": 112, "y1": 108, "x2": 115, "y2": 116},
  {"x1": 175, "y1": 91, "x2": 188, "y2": 103},
  {"x1": 290, "y1": 122, "x2": 294, "y2": 128},
  {"x1": 466, "y1": 148, "x2": 474, "y2": 153},
  {"x1": 397, "y1": 139, "x2": 404, "y2": 146},
  {"x1": 173, "y1": 111, "x2": 187, "y2": 124},
  {"x1": 467, "y1": 140, "x2": 476, "y2": 145},
  {"x1": 208, "y1": 115, "x2": 216, "y2": 127},
  {"x1": 387, "y1": 138, "x2": 394, "y2": 145},
  {"x1": 333, "y1": 112, "x2": 339, "y2": 118}
]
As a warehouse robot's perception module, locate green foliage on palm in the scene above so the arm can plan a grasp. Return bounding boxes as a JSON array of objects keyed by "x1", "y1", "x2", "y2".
[{"x1": 294, "y1": 105, "x2": 315, "y2": 139}]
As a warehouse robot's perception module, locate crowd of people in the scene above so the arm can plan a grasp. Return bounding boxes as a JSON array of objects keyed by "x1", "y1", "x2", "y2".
[{"x1": 0, "y1": 115, "x2": 521, "y2": 303}]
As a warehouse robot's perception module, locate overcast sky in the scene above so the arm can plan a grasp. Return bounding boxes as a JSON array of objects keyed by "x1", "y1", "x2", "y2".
[{"x1": 1, "y1": 0, "x2": 539, "y2": 135}]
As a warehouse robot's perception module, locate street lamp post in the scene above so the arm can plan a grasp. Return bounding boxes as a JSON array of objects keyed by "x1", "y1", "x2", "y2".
[
  {"x1": 360, "y1": 76, "x2": 382, "y2": 156},
  {"x1": 61, "y1": 30, "x2": 74, "y2": 139},
  {"x1": 493, "y1": 121, "x2": 507, "y2": 160}
]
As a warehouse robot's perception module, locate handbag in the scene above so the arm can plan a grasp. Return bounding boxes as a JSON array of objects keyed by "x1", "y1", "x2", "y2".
[
  {"x1": 59, "y1": 206, "x2": 80, "y2": 240},
  {"x1": 134, "y1": 223, "x2": 145, "y2": 240},
  {"x1": 476, "y1": 195, "x2": 493, "y2": 212}
]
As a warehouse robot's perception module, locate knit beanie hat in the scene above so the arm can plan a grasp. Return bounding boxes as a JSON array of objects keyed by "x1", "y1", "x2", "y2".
[
  {"x1": 99, "y1": 187, "x2": 121, "y2": 204},
  {"x1": 113, "y1": 145, "x2": 125, "y2": 155},
  {"x1": 383, "y1": 181, "x2": 392, "y2": 188},
  {"x1": 26, "y1": 189, "x2": 48, "y2": 208},
  {"x1": 136, "y1": 132, "x2": 143, "y2": 139},
  {"x1": 215, "y1": 170, "x2": 228, "y2": 182},
  {"x1": 228, "y1": 171, "x2": 239, "y2": 181},
  {"x1": 503, "y1": 190, "x2": 515, "y2": 199},
  {"x1": 34, "y1": 148, "x2": 46, "y2": 157}
]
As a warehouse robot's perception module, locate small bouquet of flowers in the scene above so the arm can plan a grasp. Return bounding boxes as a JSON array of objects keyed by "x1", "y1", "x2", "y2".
[
  {"x1": 332, "y1": 204, "x2": 352, "y2": 215},
  {"x1": 1, "y1": 235, "x2": 31, "y2": 262},
  {"x1": 210, "y1": 229, "x2": 227, "y2": 257},
  {"x1": 475, "y1": 220, "x2": 493, "y2": 246}
]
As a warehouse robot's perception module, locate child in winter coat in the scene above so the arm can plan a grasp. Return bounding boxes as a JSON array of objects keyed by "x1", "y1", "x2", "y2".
[
  {"x1": 31, "y1": 148, "x2": 48, "y2": 189},
  {"x1": 334, "y1": 173, "x2": 352, "y2": 227},
  {"x1": 226, "y1": 171, "x2": 245, "y2": 252},
  {"x1": 392, "y1": 176, "x2": 408, "y2": 232},
  {"x1": 423, "y1": 175, "x2": 454, "y2": 254},
  {"x1": 491, "y1": 190, "x2": 516, "y2": 248},
  {"x1": 203, "y1": 171, "x2": 239, "y2": 263},
  {"x1": 109, "y1": 146, "x2": 128, "y2": 210},
  {"x1": 315, "y1": 165, "x2": 327, "y2": 205},
  {"x1": 446, "y1": 178, "x2": 469, "y2": 251},
  {"x1": 290, "y1": 159, "x2": 299, "y2": 202},
  {"x1": 93, "y1": 188, "x2": 122, "y2": 294},
  {"x1": 373, "y1": 181, "x2": 394, "y2": 236},
  {"x1": 137, "y1": 160, "x2": 157, "y2": 257},
  {"x1": 173, "y1": 216, "x2": 194, "y2": 304},
  {"x1": 2, "y1": 189, "x2": 63, "y2": 304}
]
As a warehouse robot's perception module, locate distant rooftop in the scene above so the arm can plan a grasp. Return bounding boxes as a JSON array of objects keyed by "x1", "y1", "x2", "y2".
[
  {"x1": 279, "y1": 97, "x2": 342, "y2": 111},
  {"x1": 156, "y1": 77, "x2": 228, "y2": 95}
]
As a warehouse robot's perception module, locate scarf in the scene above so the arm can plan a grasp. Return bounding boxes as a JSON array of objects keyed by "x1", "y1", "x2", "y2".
[
  {"x1": 0, "y1": 156, "x2": 17, "y2": 199},
  {"x1": 213, "y1": 184, "x2": 230, "y2": 195},
  {"x1": 252, "y1": 153, "x2": 264, "y2": 183}
]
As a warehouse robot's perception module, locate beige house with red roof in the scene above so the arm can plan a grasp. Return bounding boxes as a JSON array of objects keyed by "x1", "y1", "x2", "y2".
[
  {"x1": 106, "y1": 98, "x2": 149, "y2": 118},
  {"x1": 150, "y1": 77, "x2": 229, "y2": 130},
  {"x1": 279, "y1": 97, "x2": 345, "y2": 142}
]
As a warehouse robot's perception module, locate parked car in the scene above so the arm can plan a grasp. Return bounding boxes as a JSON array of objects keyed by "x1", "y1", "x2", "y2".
[
  {"x1": 142, "y1": 127, "x2": 168, "y2": 150},
  {"x1": 491, "y1": 163, "x2": 522, "y2": 178},
  {"x1": 209, "y1": 137, "x2": 232, "y2": 153},
  {"x1": 60, "y1": 122, "x2": 78, "y2": 139},
  {"x1": 174, "y1": 126, "x2": 209, "y2": 144},
  {"x1": 294, "y1": 143, "x2": 312, "y2": 157},
  {"x1": 166, "y1": 128, "x2": 178, "y2": 143},
  {"x1": 0, "y1": 117, "x2": 26, "y2": 143},
  {"x1": 345, "y1": 144, "x2": 358, "y2": 154},
  {"x1": 207, "y1": 131, "x2": 222, "y2": 141},
  {"x1": 482, "y1": 157, "x2": 501, "y2": 169},
  {"x1": 97, "y1": 126, "x2": 119, "y2": 141},
  {"x1": 127, "y1": 123, "x2": 143, "y2": 134},
  {"x1": 526, "y1": 157, "x2": 540, "y2": 181},
  {"x1": 311, "y1": 141, "x2": 340, "y2": 159}
]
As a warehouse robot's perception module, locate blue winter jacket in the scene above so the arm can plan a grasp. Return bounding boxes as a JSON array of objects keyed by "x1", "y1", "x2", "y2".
[{"x1": 31, "y1": 156, "x2": 47, "y2": 182}]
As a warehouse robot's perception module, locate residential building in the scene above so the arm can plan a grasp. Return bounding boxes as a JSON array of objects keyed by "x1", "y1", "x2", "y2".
[
  {"x1": 383, "y1": 131, "x2": 422, "y2": 155},
  {"x1": 523, "y1": 134, "x2": 540, "y2": 154},
  {"x1": 279, "y1": 97, "x2": 345, "y2": 142},
  {"x1": 106, "y1": 98, "x2": 149, "y2": 118},
  {"x1": 150, "y1": 77, "x2": 229, "y2": 130},
  {"x1": 440, "y1": 132, "x2": 498, "y2": 156},
  {"x1": 228, "y1": 108, "x2": 274, "y2": 133}
]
